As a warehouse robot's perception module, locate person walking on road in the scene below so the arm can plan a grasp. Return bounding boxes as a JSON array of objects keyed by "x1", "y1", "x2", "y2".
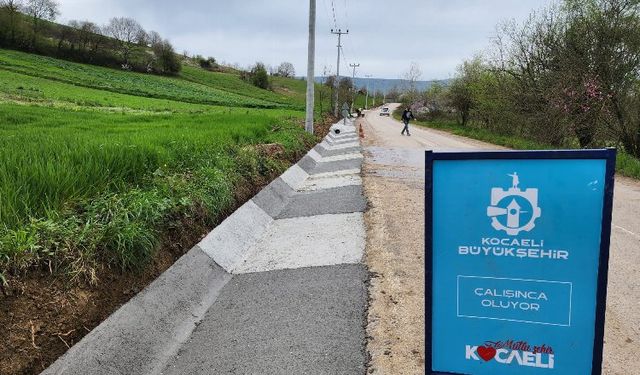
[{"x1": 401, "y1": 107, "x2": 414, "y2": 136}]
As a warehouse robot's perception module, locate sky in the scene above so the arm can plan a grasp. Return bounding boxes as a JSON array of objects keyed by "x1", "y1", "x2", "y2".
[{"x1": 55, "y1": 0, "x2": 553, "y2": 80}]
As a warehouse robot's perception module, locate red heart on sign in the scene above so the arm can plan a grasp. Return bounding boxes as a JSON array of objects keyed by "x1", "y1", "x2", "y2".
[{"x1": 477, "y1": 346, "x2": 497, "y2": 361}]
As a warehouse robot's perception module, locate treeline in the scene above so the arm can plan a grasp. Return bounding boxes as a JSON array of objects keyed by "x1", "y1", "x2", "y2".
[
  {"x1": 318, "y1": 75, "x2": 385, "y2": 113},
  {"x1": 407, "y1": 0, "x2": 640, "y2": 158},
  {"x1": 0, "y1": 0, "x2": 181, "y2": 75}
]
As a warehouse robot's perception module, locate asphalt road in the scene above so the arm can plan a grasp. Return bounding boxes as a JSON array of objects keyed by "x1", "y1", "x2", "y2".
[{"x1": 362, "y1": 103, "x2": 640, "y2": 374}]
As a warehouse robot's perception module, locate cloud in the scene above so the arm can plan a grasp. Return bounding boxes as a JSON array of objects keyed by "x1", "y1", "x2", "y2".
[{"x1": 56, "y1": 0, "x2": 552, "y2": 79}]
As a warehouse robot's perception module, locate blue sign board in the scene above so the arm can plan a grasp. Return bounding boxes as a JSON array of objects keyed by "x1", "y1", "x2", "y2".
[{"x1": 425, "y1": 149, "x2": 616, "y2": 375}]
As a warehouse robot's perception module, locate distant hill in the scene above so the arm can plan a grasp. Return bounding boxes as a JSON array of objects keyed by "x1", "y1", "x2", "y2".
[{"x1": 315, "y1": 76, "x2": 452, "y2": 94}]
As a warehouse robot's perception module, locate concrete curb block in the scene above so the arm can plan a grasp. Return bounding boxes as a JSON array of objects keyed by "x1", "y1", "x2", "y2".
[
  {"x1": 198, "y1": 120, "x2": 363, "y2": 273},
  {"x1": 198, "y1": 200, "x2": 274, "y2": 272},
  {"x1": 234, "y1": 212, "x2": 365, "y2": 274},
  {"x1": 42, "y1": 119, "x2": 364, "y2": 374},
  {"x1": 322, "y1": 142, "x2": 361, "y2": 150},
  {"x1": 42, "y1": 247, "x2": 232, "y2": 375},
  {"x1": 279, "y1": 163, "x2": 309, "y2": 190}
]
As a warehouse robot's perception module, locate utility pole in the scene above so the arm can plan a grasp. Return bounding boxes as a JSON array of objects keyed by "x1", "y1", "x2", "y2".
[
  {"x1": 364, "y1": 74, "x2": 372, "y2": 110},
  {"x1": 305, "y1": 0, "x2": 316, "y2": 134},
  {"x1": 331, "y1": 28, "x2": 348, "y2": 117},
  {"x1": 349, "y1": 63, "x2": 360, "y2": 112}
]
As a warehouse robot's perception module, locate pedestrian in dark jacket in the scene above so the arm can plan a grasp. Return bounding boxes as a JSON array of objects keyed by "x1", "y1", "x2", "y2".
[{"x1": 401, "y1": 107, "x2": 414, "y2": 136}]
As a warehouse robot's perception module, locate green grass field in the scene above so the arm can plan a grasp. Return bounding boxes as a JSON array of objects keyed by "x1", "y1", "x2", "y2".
[
  {"x1": 0, "y1": 49, "x2": 287, "y2": 108},
  {"x1": 0, "y1": 48, "x2": 322, "y2": 284}
]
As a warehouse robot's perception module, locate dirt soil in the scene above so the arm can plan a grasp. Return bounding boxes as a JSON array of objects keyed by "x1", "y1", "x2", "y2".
[
  {"x1": 0, "y1": 131, "x2": 324, "y2": 375},
  {"x1": 360, "y1": 116, "x2": 426, "y2": 374},
  {"x1": 0, "y1": 203, "x2": 224, "y2": 375}
]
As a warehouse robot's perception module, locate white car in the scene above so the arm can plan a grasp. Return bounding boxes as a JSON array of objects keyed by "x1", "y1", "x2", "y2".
[{"x1": 379, "y1": 107, "x2": 390, "y2": 116}]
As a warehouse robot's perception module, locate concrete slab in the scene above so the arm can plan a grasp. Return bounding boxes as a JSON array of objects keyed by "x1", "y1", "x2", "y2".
[
  {"x1": 198, "y1": 200, "x2": 273, "y2": 272},
  {"x1": 43, "y1": 247, "x2": 232, "y2": 375},
  {"x1": 318, "y1": 152, "x2": 363, "y2": 163},
  {"x1": 251, "y1": 177, "x2": 294, "y2": 218},
  {"x1": 322, "y1": 142, "x2": 361, "y2": 150},
  {"x1": 280, "y1": 164, "x2": 309, "y2": 190},
  {"x1": 309, "y1": 158, "x2": 363, "y2": 175},
  {"x1": 299, "y1": 174, "x2": 362, "y2": 192},
  {"x1": 235, "y1": 213, "x2": 365, "y2": 273},
  {"x1": 315, "y1": 145, "x2": 362, "y2": 157},
  {"x1": 328, "y1": 134, "x2": 358, "y2": 142},
  {"x1": 161, "y1": 265, "x2": 368, "y2": 375},
  {"x1": 296, "y1": 154, "x2": 317, "y2": 174},
  {"x1": 277, "y1": 185, "x2": 366, "y2": 218},
  {"x1": 310, "y1": 168, "x2": 361, "y2": 179},
  {"x1": 328, "y1": 137, "x2": 359, "y2": 145},
  {"x1": 307, "y1": 148, "x2": 323, "y2": 162}
]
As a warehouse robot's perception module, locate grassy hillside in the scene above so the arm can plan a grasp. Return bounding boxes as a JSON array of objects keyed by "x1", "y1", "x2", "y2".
[
  {"x1": 0, "y1": 48, "x2": 323, "y2": 284},
  {"x1": 0, "y1": 49, "x2": 283, "y2": 109}
]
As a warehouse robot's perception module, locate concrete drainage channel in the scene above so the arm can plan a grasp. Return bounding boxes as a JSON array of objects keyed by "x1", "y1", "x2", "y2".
[{"x1": 43, "y1": 120, "x2": 369, "y2": 375}]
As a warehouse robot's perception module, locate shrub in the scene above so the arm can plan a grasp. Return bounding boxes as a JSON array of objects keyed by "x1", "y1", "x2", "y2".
[{"x1": 251, "y1": 62, "x2": 270, "y2": 89}]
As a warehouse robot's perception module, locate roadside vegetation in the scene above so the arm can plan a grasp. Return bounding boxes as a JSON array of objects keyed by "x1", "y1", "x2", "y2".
[
  {"x1": 0, "y1": 105, "x2": 311, "y2": 284},
  {"x1": 0, "y1": 44, "x2": 342, "y2": 288},
  {"x1": 396, "y1": 114, "x2": 640, "y2": 179},
  {"x1": 397, "y1": 0, "x2": 640, "y2": 179}
]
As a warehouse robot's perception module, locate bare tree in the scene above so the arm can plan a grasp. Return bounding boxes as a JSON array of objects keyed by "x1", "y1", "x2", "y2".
[
  {"x1": 277, "y1": 62, "x2": 296, "y2": 77},
  {"x1": 135, "y1": 28, "x2": 148, "y2": 46},
  {"x1": 1, "y1": 0, "x2": 23, "y2": 44},
  {"x1": 403, "y1": 61, "x2": 423, "y2": 91},
  {"x1": 105, "y1": 17, "x2": 143, "y2": 66},
  {"x1": 147, "y1": 30, "x2": 162, "y2": 46},
  {"x1": 24, "y1": 0, "x2": 59, "y2": 48}
]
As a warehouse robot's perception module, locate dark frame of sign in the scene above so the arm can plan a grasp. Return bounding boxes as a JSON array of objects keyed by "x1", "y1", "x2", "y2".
[{"x1": 424, "y1": 148, "x2": 616, "y2": 375}]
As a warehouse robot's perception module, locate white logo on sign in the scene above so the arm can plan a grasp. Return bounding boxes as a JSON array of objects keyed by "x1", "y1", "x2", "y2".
[{"x1": 487, "y1": 173, "x2": 542, "y2": 236}]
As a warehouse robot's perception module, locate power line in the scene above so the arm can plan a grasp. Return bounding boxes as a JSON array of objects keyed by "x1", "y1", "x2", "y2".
[
  {"x1": 339, "y1": 46, "x2": 349, "y2": 70},
  {"x1": 343, "y1": 0, "x2": 349, "y2": 31},
  {"x1": 322, "y1": 0, "x2": 334, "y2": 31},
  {"x1": 330, "y1": 0, "x2": 338, "y2": 30}
]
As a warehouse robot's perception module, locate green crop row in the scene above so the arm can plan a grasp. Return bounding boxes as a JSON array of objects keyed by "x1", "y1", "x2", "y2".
[
  {"x1": 181, "y1": 66, "x2": 300, "y2": 107},
  {"x1": 0, "y1": 68, "x2": 226, "y2": 113},
  {"x1": 0, "y1": 49, "x2": 284, "y2": 109}
]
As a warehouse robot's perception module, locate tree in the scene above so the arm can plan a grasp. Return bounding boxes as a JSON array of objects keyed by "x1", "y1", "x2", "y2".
[
  {"x1": 403, "y1": 61, "x2": 423, "y2": 91},
  {"x1": 1, "y1": 0, "x2": 23, "y2": 45},
  {"x1": 277, "y1": 62, "x2": 295, "y2": 77},
  {"x1": 386, "y1": 86, "x2": 401, "y2": 102},
  {"x1": 54, "y1": 22, "x2": 74, "y2": 53},
  {"x1": 135, "y1": 28, "x2": 148, "y2": 47},
  {"x1": 105, "y1": 17, "x2": 143, "y2": 67},
  {"x1": 24, "y1": 0, "x2": 59, "y2": 48},
  {"x1": 338, "y1": 77, "x2": 354, "y2": 108},
  {"x1": 251, "y1": 62, "x2": 270, "y2": 89},
  {"x1": 68, "y1": 20, "x2": 101, "y2": 53},
  {"x1": 448, "y1": 58, "x2": 485, "y2": 126},
  {"x1": 197, "y1": 56, "x2": 217, "y2": 70},
  {"x1": 402, "y1": 61, "x2": 423, "y2": 104},
  {"x1": 147, "y1": 30, "x2": 162, "y2": 46},
  {"x1": 151, "y1": 38, "x2": 181, "y2": 75}
]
